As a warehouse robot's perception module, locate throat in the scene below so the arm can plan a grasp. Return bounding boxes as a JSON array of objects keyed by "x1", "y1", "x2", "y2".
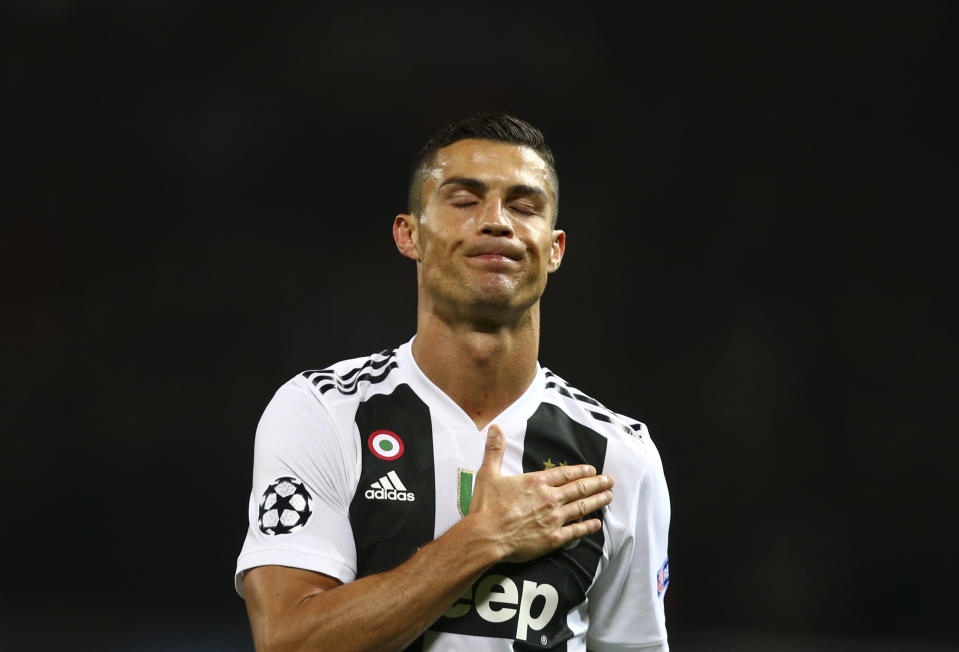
[
  {"x1": 461, "y1": 399, "x2": 514, "y2": 431},
  {"x1": 440, "y1": 357, "x2": 537, "y2": 431},
  {"x1": 411, "y1": 325, "x2": 539, "y2": 430}
]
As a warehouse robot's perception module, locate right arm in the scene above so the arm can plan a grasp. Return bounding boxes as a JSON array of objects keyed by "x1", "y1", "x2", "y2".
[{"x1": 244, "y1": 425, "x2": 614, "y2": 652}]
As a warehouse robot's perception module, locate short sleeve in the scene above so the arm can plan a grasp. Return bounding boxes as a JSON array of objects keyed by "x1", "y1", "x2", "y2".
[
  {"x1": 234, "y1": 377, "x2": 359, "y2": 596},
  {"x1": 587, "y1": 435, "x2": 671, "y2": 651}
]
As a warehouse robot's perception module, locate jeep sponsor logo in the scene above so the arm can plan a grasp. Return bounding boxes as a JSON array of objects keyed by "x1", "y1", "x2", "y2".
[{"x1": 443, "y1": 574, "x2": 559, "y2": 642}]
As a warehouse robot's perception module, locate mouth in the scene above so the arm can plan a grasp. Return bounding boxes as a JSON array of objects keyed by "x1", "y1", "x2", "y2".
[
  {"x1": 465, "y1": 243, "x2": 524, "y2": 262},
  {"x1": 465, "y1": 251, "x2": 524, "y2": 272},
  {"x1": 470, "y1": 253, "x2": 517, "y2": 263}
]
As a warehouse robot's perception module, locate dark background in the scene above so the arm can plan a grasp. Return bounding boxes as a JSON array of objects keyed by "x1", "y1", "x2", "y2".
[{"x1": 2, "y1": 2, "x2": 956, "y2": 650}]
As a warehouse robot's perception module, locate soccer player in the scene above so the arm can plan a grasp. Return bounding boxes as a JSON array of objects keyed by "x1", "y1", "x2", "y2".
[{"x1": 235, "y1": 114, "x2": 671, "y2": 651}]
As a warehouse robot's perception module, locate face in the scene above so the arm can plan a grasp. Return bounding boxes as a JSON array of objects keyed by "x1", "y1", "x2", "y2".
[{"x1": 394, "y1": 138, "x2": 565, "y2": 324}]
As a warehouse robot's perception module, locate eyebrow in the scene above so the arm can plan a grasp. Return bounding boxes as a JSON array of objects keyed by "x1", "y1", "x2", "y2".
[{"x1": 438, "y1": 177, "x2": 548, "y2": 201}]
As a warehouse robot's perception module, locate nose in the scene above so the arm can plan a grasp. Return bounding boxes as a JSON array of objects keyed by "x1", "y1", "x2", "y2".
[{"x1": 478, "y1": 200, "x2": 514, "y2": 237}]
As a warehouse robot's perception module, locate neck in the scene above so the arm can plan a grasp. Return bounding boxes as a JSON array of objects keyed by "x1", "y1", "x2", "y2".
[{"x1": 411, "y1": 304, "x2": 541, "y2": 430}]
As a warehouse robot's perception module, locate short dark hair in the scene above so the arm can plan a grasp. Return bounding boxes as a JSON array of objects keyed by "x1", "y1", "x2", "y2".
[{"x1": 407, "y1": 113, "x2": 559, "y2": 223}]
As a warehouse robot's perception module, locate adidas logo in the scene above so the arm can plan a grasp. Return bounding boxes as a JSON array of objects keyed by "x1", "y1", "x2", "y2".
[{"x1": 364, "y1": 470, "x2": 416, "y2": 502}]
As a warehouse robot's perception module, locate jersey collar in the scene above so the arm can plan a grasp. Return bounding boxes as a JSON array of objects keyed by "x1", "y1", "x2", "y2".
[{"x1": 397, "y1": 337, "x2": 546, "y2": 435}]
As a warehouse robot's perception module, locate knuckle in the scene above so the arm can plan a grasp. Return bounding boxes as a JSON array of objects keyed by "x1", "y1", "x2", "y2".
[
  {"x1": 577, "y1": 480, "x2": 590, "y2": 498},
  {"x1": 542, "y1": 489, "x2": 559, "y2": 509}
]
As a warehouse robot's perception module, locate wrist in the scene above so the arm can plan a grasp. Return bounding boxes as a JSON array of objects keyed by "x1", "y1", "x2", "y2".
[{"x1": 449, "y1": 512, "x2": 510, "y2": 568}]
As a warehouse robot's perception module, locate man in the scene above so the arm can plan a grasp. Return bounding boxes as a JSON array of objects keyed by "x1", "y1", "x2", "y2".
[{"x1": 235, "y1": 114, "x2": 671, "y2": 651}]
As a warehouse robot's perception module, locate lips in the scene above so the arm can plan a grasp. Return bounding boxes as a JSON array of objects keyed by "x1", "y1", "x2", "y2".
[
  {"x1": 465, "y1": 241, "x2": 524, "y2": 261},
  {"x1": 472, "y1": 254, "x2": 513, "y2": 264}
]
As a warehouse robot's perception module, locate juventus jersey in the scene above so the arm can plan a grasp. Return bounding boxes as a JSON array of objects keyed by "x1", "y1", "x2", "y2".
[{"x1": 235, "y1": 339, "x2": 670, "y2": 651}]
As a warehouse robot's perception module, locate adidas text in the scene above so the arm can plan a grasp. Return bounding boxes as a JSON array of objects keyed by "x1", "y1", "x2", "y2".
[
  {"x1": 365, "y1": 487, "x2": 416, "y2": 501},
  {"x1": 365, "y1": 471, "x2": 415, "y2": 501}
]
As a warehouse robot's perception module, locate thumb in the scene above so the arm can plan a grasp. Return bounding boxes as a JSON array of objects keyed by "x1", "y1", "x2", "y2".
[{"x1": 478, "y1": 425, "x2": 506, "y2": 478}]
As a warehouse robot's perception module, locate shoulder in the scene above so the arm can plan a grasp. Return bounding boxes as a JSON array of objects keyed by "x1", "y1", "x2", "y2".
[
  {"x1": 294, "y1": 347, "x2": 403, "y2": 408},
  {"x1": 256, "y1": 347, "x2": 404, "y2": 446},
  {"x1": 539, "y1": 367, "x2": 668, "y2": 495},
  {"x1": 540, "y1": 367, "x2": 651, "y2": 457},
  {"x1": 540, "y1": 368, "x2": 668, "y2": 555}
]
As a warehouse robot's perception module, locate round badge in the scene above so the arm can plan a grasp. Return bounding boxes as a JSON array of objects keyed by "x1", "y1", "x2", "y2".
[
  {"x1": 257, "y1": 476, "x2": 313, "y2": 536},
  {"x1": 368, "y1": 430, "x2": 405, "y2": 460}
]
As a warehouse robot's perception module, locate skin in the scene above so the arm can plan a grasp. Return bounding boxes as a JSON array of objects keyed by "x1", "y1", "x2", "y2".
[
  {"x1": 395, "y1": 139, "x2": 566, "y2": 429},
  {"x1": 243, "y1": 139, "x2": 614, "y2": 651}
]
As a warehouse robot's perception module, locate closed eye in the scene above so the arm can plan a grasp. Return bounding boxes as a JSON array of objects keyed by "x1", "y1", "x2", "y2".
[{"x1": 509, "y1": 203, "x2": 539, "y2": 216}]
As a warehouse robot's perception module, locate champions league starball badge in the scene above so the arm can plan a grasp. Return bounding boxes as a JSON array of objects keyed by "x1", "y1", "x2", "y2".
[{"x1": 258, "y1": 477, "x2": 314, "y2": 535}]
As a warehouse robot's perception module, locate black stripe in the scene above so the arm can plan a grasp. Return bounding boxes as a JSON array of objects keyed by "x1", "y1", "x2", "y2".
[
  {"x1": 547, "y1": 382, "x2": 601, "y2": 409},
  {"x1": 349, "y1": 383, "x2": 436, "y2": 579},
  {"x1": 430, "y1": 403, "x2": 608, "y2": 650},
  {"x1": 546, "y1": 381, "x2": 642, "y2": 440},
  {"x1": 308, "y1": 373, "x2": 335, "y2": 386},
  {"x1": 335, "y1": 353, "x2": 396, "y2": 383},
  {"x1": 515, "y1": 403, "x2": 608, "y2": 651},
  {"x1": 337, "y1": 358, "x2": 397, "y2": 391},
  {"x1": 545, "y1": 381, "x2": 573, "y2": 399},
  {"x1": 545, "y1": 381, "x2": 598, "y2": 407},
  {"x1": 317, "y1": 361, "x2": 400, "y2": 395},
  {"x1": 301, "y1": 369, "x2": 334, "y2": 379},
  {"x1": 301, "y1": 350, "x2": 396, "y2": 384},
  {"x1": 588, "y1": 410, "x2": 611, "y2": 423},
  {"x1": 587, "y1": 410, "x2": 643, "y2": 439}
]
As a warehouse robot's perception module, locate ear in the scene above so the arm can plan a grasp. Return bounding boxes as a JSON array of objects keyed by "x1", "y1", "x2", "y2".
[
  {"x1": 393, "y1": 214, "x2": 421, "y2": 261},
  {"x1": 547, "y1": 229, "x2": 566, "y2": 273}
]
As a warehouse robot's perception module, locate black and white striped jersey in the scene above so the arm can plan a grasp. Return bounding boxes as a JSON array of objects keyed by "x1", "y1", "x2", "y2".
[{"x1": 236, "y1": 339, "x2": 670, "y2": 651}]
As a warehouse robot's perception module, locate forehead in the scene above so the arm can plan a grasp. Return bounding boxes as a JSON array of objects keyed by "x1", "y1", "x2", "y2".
[{"x1": 424, "y1": 139, "x2": 555, "y2": 201}]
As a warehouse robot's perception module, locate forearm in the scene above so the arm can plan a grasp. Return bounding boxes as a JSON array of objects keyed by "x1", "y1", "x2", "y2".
[
  {"x1": 246, "y1": 428, "x2": 612, "y2": 651},
  {"x1": 256, "y1": 515, "x2": 504, "y2": 652}
]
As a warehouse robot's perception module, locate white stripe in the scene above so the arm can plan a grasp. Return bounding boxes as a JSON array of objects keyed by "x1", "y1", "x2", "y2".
[
  {"x1": 387, "y1": 470, "x2": 406, "y2": 491},
  {"x1": 370, "y1": 480, "x2": 382, "y2": 489},
  {"x1": 379, "y1": 475, "x2": 395, "y2": 490}
]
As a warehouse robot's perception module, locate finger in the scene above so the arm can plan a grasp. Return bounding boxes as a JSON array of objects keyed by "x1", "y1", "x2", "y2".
[
  {"x1": 478, "y1": 424, "x2": 506, "y2": 478},
  {"x1": 557, "y1": 517, "x2": 603, "y2": 545},
  {"x1": 540, "y1": 463, "x2": 598, "y2": 486},
  {"x1": 555, "y1": 473, "x2": 614, "y2": 502},
  {"x1": 558, "y1": 490, "x2": 613, "y2": 523}
]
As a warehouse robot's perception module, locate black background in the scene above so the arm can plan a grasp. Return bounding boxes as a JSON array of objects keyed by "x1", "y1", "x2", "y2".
[{"x1": 2, "y1": 2, "x2": 956, "y2": 650}]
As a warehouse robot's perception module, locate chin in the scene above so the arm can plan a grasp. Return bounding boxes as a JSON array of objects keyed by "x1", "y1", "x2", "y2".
[
  {"x1": 470, "y1": 280, "x2": 522, "y2": 304},
  {"x1": 467, "y1": 287, "x2": 540, "y2": 321}
]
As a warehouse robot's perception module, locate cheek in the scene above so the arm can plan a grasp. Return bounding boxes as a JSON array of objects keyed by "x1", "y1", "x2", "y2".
[
  {"x1": 423, "y1": 216, "x2": 466, "y2": 246},
  {"x1": 417, "y1": 226, "x2": 453, "y2": 263}
]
